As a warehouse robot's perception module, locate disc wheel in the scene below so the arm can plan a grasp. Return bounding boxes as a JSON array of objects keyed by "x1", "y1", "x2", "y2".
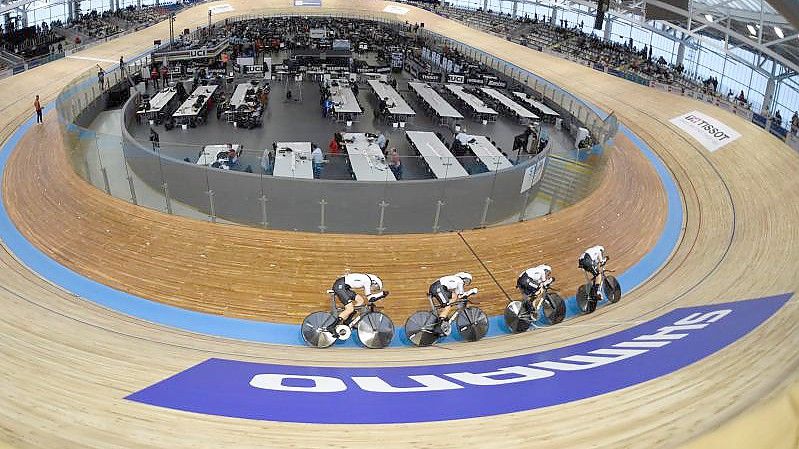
[
  {"x1": 456, "y1": 307, "x2": 489, "y2": 342},
  {"x1": 603, "y1": 275, "x2": 622, "y2": 303},
  {"x1": 576, "y1": 284, "x2": 598, "y2": 314},
  {"x1": 542, "y1": 292, "x2": 566, "y2": 324},
  {"x1": 357, "y1": 312, "x2": 395, "y2": 349},
  {"x1": 405, "y1": 311, "x2": 440, "y2": 347},
  {"x1": 504, "y1": 300, "x2": 533, "y2": 333},
  {"x1": 301, "y1": 311, "x2": 338, "y2": 348}
]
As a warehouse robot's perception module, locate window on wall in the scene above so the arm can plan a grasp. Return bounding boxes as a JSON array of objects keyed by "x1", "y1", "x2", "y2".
[{"x1": 775, "y1": 78, "x2": 799, "y2": 120}]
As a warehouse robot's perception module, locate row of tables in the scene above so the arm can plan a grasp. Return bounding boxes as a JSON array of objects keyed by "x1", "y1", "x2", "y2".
[
  {"x1": 328, "y1": 79, "x2": 362, "y2": 122},
  {"x1": 138, "y1": 85, "x2": 219, "y2": 125},
  {"x1": 367, "y1": 79, "x2": 416, "y2": 121},
  {"x1": 172, "y1": 85, "x2": 219, "y2": 124}
]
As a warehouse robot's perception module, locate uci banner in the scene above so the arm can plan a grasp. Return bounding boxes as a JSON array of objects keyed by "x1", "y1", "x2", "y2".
[
  {"x1": 669, "y1": 110, "x2": 741, "y2": 152},
  {"x1": 127, "y1": 294, "x2": 791, "y2": 424}
]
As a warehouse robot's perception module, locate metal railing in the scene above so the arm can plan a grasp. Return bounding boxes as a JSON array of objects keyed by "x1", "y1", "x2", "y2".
[{"x1": 53, "y1": 12, "x2": 609, "y2": 234}]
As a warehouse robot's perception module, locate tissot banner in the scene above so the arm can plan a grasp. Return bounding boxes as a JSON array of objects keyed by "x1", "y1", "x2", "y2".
[
  {"x1": 669, "y1": 110, "x2": 741, "y2": 152},
  {"x1": 128, "y1": 294, "x2": 790, "y2": 424}
]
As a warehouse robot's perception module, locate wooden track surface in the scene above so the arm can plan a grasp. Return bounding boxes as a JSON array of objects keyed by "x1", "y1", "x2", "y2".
[
  {"x1": 4, "y1": 121, "x2": 664, "y2": 321},
  {"x1": 0, "y1": 1, "x2": 797, "y2": 448}
]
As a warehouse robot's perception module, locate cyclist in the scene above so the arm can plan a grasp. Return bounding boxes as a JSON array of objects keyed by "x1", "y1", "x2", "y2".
[
  {"x1": 428, "y1": 272, "x2": 475, "y2": 328},
  {"x1": 516, "y1": 264, "x2": 553, "y2": 320},
  {"x1": 327, "y1": 273, "x2": 387, "y2": 334},
  {"x1": 579, "y1": 245, "x2": 608, "y2": 296}
]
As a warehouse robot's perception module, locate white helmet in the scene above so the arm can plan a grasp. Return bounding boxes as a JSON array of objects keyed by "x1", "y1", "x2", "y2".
[
  {"x1": 455, "y1": 272, "x2": 473, "y2": 286},
  {"x1": 367, "y1": 274, "x2": 383, "y2": 291}
]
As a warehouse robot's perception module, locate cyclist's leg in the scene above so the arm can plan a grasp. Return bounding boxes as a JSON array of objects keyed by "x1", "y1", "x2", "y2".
[
  {"x1": 329, "y1": 278, "x2": 356, "y2": 331},
  {"x1": 343, "y1": 294, "x2": 365, "y2": 324}
]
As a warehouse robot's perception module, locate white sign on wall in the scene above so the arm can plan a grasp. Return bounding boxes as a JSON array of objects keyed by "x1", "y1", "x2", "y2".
[
  {"x1": 520, "y1": 157, "x2": 547, "y2": 193},
  {"x1": 669, "y1": 110, "x2": 741, "y2": 152},
  {"x1": 209, "y1": 4, "x2": 233, "y2": 14},
  {"x1": 383, "y1": 5, "x2": 409, "y2": 15}
]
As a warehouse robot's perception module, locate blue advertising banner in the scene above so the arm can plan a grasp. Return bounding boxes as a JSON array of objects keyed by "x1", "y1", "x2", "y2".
[{"x1": 127, "y1": 294, "x2": 791, "y2": 424}]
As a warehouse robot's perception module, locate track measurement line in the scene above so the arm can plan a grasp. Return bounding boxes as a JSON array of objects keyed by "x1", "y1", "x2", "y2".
[{"x1": 456, "y1": 232, "x2": 512, "y2": 301}]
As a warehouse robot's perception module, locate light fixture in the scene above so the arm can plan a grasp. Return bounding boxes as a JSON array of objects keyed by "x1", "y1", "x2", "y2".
[
  {"x1": 704, "y1": 14, "x2": 713, "y2": 23},
  {"x1": 774, "y1": 26, "x2": 784, "y2": 39},
  {"x1": 747, "y1": 24, "x2": 757, "y2": 35}
]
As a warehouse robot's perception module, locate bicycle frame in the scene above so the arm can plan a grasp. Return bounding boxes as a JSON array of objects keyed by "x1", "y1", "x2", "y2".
[
  {"x1": 581, "y1": 266, "x2": 611, "y2": 299},
  {"x1": 328, "y1": 291, "x2": 381, "y2": 327}
]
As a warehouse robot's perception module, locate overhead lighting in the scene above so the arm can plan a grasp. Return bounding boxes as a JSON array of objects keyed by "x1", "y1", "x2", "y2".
[
  {"x1": 774, "y1": 26, "x2": 784, "y2": 39},
  {"x1": 747, "y1": 24, "x2": 757, "y2": 35},
  {"x1": 704, "y1": 14, "x2": 713, "y2": 23}
]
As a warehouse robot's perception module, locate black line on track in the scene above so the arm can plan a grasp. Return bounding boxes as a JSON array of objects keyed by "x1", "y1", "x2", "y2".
[{"x1": 456, "y1": 231, "x2": 512, "y2": 301}]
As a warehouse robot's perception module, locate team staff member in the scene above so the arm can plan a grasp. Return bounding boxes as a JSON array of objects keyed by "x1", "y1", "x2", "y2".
[{"x1": 34, "y1": 95, "x2": 42, "y2": 124}]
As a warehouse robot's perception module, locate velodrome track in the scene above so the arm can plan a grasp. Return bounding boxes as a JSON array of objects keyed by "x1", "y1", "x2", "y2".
[{"x1": 0, "y1": 0, "x2": 798, "y2": 447}]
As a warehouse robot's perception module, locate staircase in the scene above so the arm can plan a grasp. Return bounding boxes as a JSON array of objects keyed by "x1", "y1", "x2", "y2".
[{"x1": 536, "y1": 153, "x2": 594, "y2": 211}]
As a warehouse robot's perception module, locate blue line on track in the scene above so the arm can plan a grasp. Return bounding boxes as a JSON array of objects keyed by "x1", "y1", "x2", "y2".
[{"x1": 0, "y1": 56, "x2": 683, "y2": 348}]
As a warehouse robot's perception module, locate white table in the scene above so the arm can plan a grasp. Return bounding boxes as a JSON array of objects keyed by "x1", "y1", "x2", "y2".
[
  {"x1": 465, "y1": 135, "x2": 513, "y2": 171},
  {"x1": 409, "y1": 81, "x2": 463, "y2": 128},
  {"x1": 367, "y1": 79, "x2": 415, "y2": 117},
  {"x1": 230, "y1": 82, "x2": 253, "y2": 108},
  {"x1": 481, "y1": 87, "x2": 539, "y2": 123},
  {"x1": 272, "y1": 142, "x2": 313, "y2": 179},
  {"x1": 445, "y1": 84, "x2": 498, "y2": 120},
  {"x1": 341, "y1": 133, "x2": 396, "y2": 181},
  {"x1": 138, "y1": 88, "x2": 178, "y2": 120},
  {"x1": 330, "y1": 82, "x2": 362, "y2": 121},
  {"x1": 173, "y1": 85, "x2": 218, "y2": 123},
  {"x1": 406, "y1": 131, "x2": 469, "y2": 179},
  {"x1": 512, "y1": 91, "x2": 560, "y2": 121},
  {"x1": 196, "y1": 144, "x2": 242, "y2": 166}
]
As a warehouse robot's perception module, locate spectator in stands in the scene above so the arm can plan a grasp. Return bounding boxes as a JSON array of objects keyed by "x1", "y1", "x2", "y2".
[
  {"x1": 34, "y1": 95, "x2": 43, "y2": 124},
  {"x1": 774, "y1": 110, "x2": 783, "y2": 127},
  {"x1": 97, "y1": 67, "x2": 105, "y2": 89},
  {"x1": 119, "y1": 55, "x2": 125, "y2": 73},
  {"x1": 737, "y1": 90, "x2": 746, "y2": 105},
  {"x1": 151, "y1": 67, "x2": 159, "y2": 89},
  {"x1": 312, "y1": 143, "x2": 325, "y2": 179},
  {"x1": 791, "y1": 112, "x2": 799, "y2": 135}
]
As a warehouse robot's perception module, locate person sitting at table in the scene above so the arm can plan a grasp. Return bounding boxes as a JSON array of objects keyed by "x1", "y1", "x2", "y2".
[
  {"x1": 377, "y1": 132, "x2": 387, "y2": 152},
  {"x1": 389, "y1": 148, "x2": 402, "y2": 180},
  {"x1": 322, "y1": 97, "x2": 333, "y2": 118},
  {"x1": 328, "y1": 135, "x2": 340, "y2": 155},
  {"x1": 227, "y1": 147, "x2": 239, "y2": 168}
]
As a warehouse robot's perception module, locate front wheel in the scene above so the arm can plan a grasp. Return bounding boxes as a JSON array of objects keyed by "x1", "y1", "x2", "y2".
[
  {"x1": 357, "y1": 312, "x2": 395, "y2": 349},
  {"x1": 405, "y1": 311, "x2": 440, "y2": 347},
  {"x1": 504, "y1": 300, "x2": 533, "y2": 333},
  {"x1": 603, "y1": 275, "x2": 622, "y2": 303},
  {"x1": 576, "y1": 284, "x2": 598, "y2": 314},
  {"x1": 456, "y1": 307, "x2": 489, "y2": 342},
  {"x1": 301, "y1": 311, "x2": 338, "y2": 348},
  {"x1": 542, "y1": 292, "x2": 566, "y2": 324}
]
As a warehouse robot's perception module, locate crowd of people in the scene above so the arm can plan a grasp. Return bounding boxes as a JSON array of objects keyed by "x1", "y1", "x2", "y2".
[{"x1": 408, "y1": 1, "x2": 764, "y2": 113}]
